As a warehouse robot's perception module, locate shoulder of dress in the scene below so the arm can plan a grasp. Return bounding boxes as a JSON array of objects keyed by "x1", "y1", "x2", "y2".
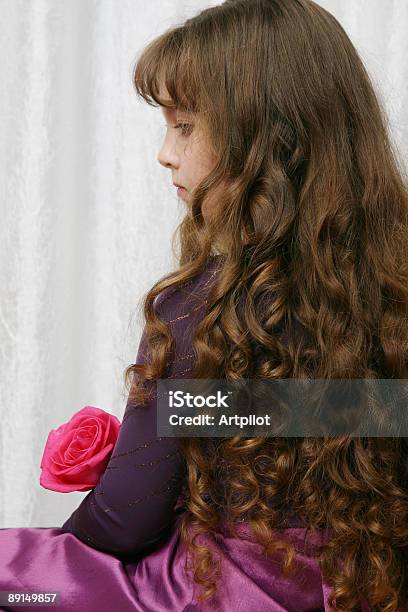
[{"x1": 154, "y1": 257, "x2": 221, "y2": 325}]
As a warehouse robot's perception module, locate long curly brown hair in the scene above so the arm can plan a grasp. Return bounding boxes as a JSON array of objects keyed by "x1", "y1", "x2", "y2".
[{"x1": 125, "y1": 0, "x2": 408, "y2": 609}]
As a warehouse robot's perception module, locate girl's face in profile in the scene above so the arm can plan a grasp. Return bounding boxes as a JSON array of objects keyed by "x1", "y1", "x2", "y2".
[{"x1": 157, "y1": 98, "x2": 218, "y2": 221}]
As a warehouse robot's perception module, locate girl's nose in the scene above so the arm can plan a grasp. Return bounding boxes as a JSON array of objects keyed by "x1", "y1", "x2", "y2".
[{"x1": 157, "y1": 136, "x2": 179, "y2": 169}]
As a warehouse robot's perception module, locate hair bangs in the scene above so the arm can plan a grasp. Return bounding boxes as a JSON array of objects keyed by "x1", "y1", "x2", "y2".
[{"x1": 132, "y1": 27, "x2": 199, "y2": 114}]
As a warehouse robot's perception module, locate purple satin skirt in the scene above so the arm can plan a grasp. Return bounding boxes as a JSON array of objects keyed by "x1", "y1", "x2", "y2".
[{"x1": 0, "y1": 518, "x2": 371, "y2": 611}]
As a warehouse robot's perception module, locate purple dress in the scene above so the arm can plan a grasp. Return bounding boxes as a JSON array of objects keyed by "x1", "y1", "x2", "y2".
[{"x1": 0, "y1": 256, "x2": 371, "y2": 612}]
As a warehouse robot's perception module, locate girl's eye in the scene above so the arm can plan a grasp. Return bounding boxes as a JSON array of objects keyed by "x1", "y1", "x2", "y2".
[{"x1": 174, "y1": 122, "x2": 193, "y2": 137}]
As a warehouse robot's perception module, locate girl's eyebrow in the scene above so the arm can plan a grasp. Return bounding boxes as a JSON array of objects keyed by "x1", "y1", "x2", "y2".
[{"x1": 160, "y1": 105, "x2": 176, "y2": 117}]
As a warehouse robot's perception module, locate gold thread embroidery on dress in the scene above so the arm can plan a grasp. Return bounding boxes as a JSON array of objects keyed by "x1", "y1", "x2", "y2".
[
  {"x1": 109, "y1": 438, "x2": 166, "y2": 460},
  {"x1": 105, "y1": 449, "x2": 180, "y2": 469},
  {"x1": 167, "y1": 267, "x2": 219, "y2": 324},
  {"x1": 99, "y1": 481, "x2": 180, "y2": 512}
]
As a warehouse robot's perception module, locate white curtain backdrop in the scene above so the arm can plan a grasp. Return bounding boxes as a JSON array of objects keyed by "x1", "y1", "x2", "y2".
[{"x1": 0, "y1": 0, "x2": 407, "y2": 529}]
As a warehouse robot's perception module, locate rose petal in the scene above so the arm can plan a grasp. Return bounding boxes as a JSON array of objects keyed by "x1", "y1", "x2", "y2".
[
  {"x1": 40, "y1": 469, "x2": 95, "y2": 493},
  {"x1": 39, "y1": 406, "x2": 121, "y2": 493}
]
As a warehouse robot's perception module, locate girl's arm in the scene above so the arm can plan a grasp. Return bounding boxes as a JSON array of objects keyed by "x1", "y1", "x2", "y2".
[
  {"x1": 61, "y1": 325, "x2": 186, "y2": 556},
  {"x1": 61, "y1": 261, "x2": 219, "y2": 556}
]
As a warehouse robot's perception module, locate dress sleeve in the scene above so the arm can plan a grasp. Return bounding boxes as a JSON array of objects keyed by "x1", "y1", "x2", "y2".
[
  {"x1": 60, "y1": 263, "x2": 220, "y2": 557},
  {"x1": 60, "y1": 331, "x2": 185, "y2": 556}
]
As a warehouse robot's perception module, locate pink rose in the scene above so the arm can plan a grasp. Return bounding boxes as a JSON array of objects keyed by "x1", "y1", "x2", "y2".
[{"x1": 40, "y1": 406, "x2": 121, "y2": 493}]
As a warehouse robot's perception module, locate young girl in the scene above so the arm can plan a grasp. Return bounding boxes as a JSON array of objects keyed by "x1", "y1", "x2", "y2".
[{"x1": 1, "y1": 0, "x2": 407, "y2": 610}]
